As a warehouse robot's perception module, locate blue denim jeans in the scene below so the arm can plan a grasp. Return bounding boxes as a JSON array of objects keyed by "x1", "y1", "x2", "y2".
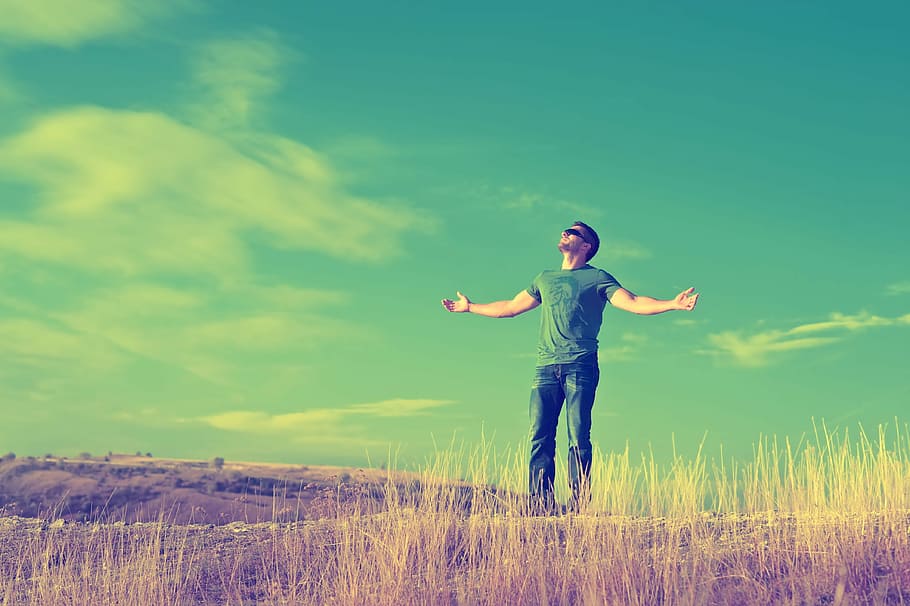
[{"x1": 528, "y1": 352, "x2": 599, "y2": 508}]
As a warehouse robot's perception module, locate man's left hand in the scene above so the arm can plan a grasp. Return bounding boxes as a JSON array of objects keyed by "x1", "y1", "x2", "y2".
[{"x1": 674, "y1": 287, "x2": 699, "y2": 311}]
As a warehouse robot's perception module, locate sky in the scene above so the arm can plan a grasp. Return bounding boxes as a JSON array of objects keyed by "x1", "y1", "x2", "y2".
[{"x1": 0, "y1": 1, "x2": 907, "y2": 472}]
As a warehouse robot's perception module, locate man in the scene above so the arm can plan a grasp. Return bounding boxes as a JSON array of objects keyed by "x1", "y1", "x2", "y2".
[{"x1": 441, "y1": 221, "x2": 699, "y2": 513}]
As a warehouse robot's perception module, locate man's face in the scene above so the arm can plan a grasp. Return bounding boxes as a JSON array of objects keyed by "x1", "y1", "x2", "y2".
[{"x1": 558, "y1": 226, "x2": 591, "y2": 257}]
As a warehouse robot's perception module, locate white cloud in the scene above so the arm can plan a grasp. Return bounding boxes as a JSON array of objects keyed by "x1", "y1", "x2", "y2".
[
  {"x1": 198, "y1": 399, "x2": 456, "y2": 434},
  {"x1": 599, "y1": 332, "x2": 649, "y2": 363},
  {"x1": 347, "y1": 398, "x2": 454, "y2": 417},
  {"x1": 0, "y1": 106, "x2": 433, "y2": 275},
  {"x1": 886, "y1": 282, "x2": 910, "y2": 296},
  {"x1": 601, "y1": 240, "x2": 652, "y2": 261},
  {"x1": 184, "y1": 313, "x2": 355, "y2": 351},
  {"x1": 706, "y1": 310, "x2": 910, "y2": 367},
  {"x1": 186, "y1": 30, "x2": 295, "y2": 131},
  {"x1": 473, "y1": 184, "x2": 601, "y2": 218},
  {"x1": 88, "y1": 283, "x2": 204, "y2": 311},
  {"x1": 0, "y1": 0, "x2": 191, "y2": 47},
  {"x1": 194, "y1": 409, "x2": 403, "y2": 450},
  {"x1": 0, "y1": 23, "x2": 437, "y2": 431},
  {"x1": 0, "y1": 275, "x2": 361, "y2": 397},
  {"x1": 0, "y1": 318, "x2": 124, "y2": 371},
  {"x1": 674, "y1": 318, "x2": 699, "y2": 326},
  {"x1": 787, "y1": 311, "x2": 893, "y2": 335},
  {"x1": 706, "y1": 330, "x2": 839, "y2": 368},
  {"x1": 201, "y1": 410, "x2": 343, "y2": 432},
  {"x1": 467, "y1": 183, "x2": 649, "y2": 260},
  {"x1": 47, "y1": 282, "x2": 360, "y2": 386},
  {"x1": 0, "y1": 14, "x2": 431, "y2": 383},
  {"x1": 598, "y1": 345, "x2": 636, "y2": 363}
]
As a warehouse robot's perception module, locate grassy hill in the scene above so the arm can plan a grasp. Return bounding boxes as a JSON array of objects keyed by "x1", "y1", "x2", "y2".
[
  {"x1": 2, "y1": 427, "x2": 910, "y2": 604},
  {"x1": 0, "y1": 453, "x2": 406, "y2": 525}
]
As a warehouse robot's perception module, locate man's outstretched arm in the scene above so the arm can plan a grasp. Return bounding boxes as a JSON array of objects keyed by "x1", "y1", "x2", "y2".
[
  {"x1": 609, "y1": 287, "x2": 699, "y2": 315},
  {"x1": 441, "y1": 290, "x2": 540, "y2": 318}
]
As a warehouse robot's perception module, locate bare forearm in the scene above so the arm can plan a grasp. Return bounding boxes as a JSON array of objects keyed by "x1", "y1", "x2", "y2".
[
  {"x1": 627, "y1": 296, "x2": 679, "y2": 315},
  {"x1": 443, "y1": 289, "x2": 539, "y2": 317},
  {"x1": 466, "y1": 300, "x2": 514, "y2": 318}
]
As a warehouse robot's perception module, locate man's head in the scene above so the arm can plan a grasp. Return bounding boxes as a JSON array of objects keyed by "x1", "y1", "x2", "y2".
[{"x1": 560, "y1": 221, "x2": 600, "y2": 261}]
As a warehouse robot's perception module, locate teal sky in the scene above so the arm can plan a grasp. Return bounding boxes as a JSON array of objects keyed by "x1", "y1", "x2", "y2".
[{"x1": 1, "y1": 2, "x2": 908, "y2": 469}]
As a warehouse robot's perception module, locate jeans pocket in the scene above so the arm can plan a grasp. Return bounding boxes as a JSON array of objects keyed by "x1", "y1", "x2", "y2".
[{"x1": 531, "y1": 365, "x2": 557, "y2": 388}]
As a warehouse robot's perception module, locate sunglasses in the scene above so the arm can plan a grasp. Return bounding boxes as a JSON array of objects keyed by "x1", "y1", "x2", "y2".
[{"x1": 563, "y1": 228, "x2": 590, "y2": 243}]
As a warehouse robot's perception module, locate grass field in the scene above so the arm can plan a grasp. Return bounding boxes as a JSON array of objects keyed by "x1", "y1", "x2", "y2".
[{"x1": 2, "y1": 421, "x2": 909, "y2": 605}]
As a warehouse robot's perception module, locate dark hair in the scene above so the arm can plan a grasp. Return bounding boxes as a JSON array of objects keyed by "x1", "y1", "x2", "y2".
[{"x1": 573, "y1": 221, "x2": 600, "y2": 261}]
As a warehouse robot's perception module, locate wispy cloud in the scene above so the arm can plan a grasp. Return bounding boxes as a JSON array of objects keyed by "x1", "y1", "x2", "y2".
[
  {"x1": 674, "y1": 318, "x2": 699, "y2": 326},
  {"x1": 472, "y1": 184, "x2": 601, "y2": 218},
  {"x1": 705, "y1": 330, "x2": 840, "y2": 368},
  {"x1": 0, "y1": 106, "x2": 432, "y2": 272},
  {"x1": 47, "y1": 282, "x2": 360, "y2": 384},
  {"x1": 0, "y1": 25, "x2": 429, "y2": 412},
  {"x1": 885, "y1": 281, "x2": 910, "y2": 296},
  {"x1": 186, "y1": 30, "x2": 295, "y2": 131},
  {"x1": 0, "y1": 0, "x2": 192, "y2": 47},
  {"x1": 0, "y1": 273, "x2": 363, "y2": 399},
  {"x1": 706, "y1": 311, "x2": 910, "y2": 367},
  {"x1": 463, "y1": 184, "x2": 650, "y2": 260},
  {"x1": 786, "y1": 311, "x2": 896, "y2": 335},
  {"x1": 599, "y1": 333, "x2": 648, "y2": 363},
  {"x1": 197, "y1": 399, "x2": 455, "y2": 435},
  {"x1": 346, "y1": 399, "x2": 453, "y2": 417},
  {"x1": 0, "y1": 318, "x2": 124, "y2": 371},
  {"x1": 184, "y1": 313, "x2": 357, "y2": 352},
  {"x1": 600, "y1": 240, "x2": 652, "y2": 262},
  {"x1": 512, "y1": 334, "x2": 651, "y2": 363}
]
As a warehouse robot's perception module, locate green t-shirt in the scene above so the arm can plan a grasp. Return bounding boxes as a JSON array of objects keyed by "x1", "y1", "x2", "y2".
[{"x1": 526, "y1": 265, "x2": 622, "y2": 365}]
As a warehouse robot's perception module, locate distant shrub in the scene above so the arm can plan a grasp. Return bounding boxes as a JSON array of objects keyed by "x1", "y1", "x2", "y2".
[
  {"x1": 79, "y1": 452, "x2": 92, "y2": 460},
  {"x1": 211, "y1": 457, "x2": 225, "y2": 470},
  {"x1": 146, "y1": 452, "x2": 153, "y2": 458},
  {"x1": 1, "y1": 452, "x2": 15, "y2": 463}
]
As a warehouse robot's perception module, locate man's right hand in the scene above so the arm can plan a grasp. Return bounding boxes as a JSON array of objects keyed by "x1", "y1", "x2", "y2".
[{"x1": 441, "y1": 291, "x2": 471, "y2": 313}]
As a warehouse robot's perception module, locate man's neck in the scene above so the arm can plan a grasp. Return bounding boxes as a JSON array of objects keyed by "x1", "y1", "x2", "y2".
[{"x1": 560, "y1": 254, "x2": 588, "y2": 270}]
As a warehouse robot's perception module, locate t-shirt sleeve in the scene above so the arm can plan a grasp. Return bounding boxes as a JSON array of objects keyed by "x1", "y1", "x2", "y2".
[
  {"x1": 597, "y1": 271, "x2": 622, "y2": 302},
  {"x1": 526, "y1": 273, "x2": 542, "y2": 302}
]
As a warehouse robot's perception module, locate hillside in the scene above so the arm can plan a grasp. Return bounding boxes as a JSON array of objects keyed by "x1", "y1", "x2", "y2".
[{"x1": 0, "y1": 453, "x2": 408, "y2": 525}]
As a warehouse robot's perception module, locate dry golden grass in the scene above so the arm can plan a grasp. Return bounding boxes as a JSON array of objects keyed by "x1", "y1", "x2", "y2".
[{"x1": 2, "y1": 421, "x2": 909, "y2": 605}]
